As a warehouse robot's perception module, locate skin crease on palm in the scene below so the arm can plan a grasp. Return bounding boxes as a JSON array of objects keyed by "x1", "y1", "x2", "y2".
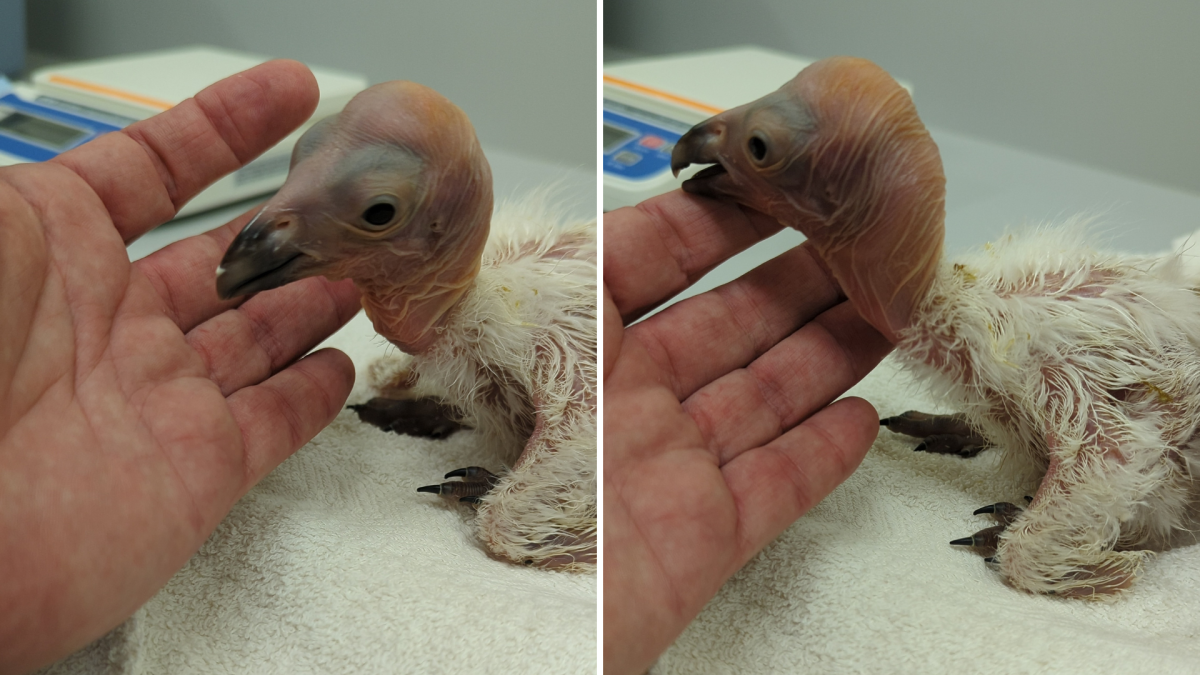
[
  {"x1": 603, "y1": 190, "x2": 892, "y2": 675},
  {"x1": 0, "y1": 61, "x2": 363, "y2": 673}
]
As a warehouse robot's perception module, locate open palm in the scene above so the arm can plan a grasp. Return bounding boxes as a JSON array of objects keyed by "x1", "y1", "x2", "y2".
[
  {"x1": 0, "y1": 61, "x2": 362, "y2": 672},
  {"x1": 603, "y1": 191, "x2": 892, "y2": 674}
]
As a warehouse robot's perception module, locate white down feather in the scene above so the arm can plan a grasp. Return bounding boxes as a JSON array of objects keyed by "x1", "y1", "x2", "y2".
[
  {"x1": 895, "y1": 219, "x2": 1200, "y2": 596},
  {"x1": 370, "y1": 193, "x2": 597, "y2": 571}
]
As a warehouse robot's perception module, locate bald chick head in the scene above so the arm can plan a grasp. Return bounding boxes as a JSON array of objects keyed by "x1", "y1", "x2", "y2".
[
  {"x1": 671, "y1": 57, "x2": 946, "y2": 341},
  {"x1": 216, "y1": 80, "x2": 492, "y2": 304},
  {"x1": 671, "y1": 57, "x2": 943, "y2": 243}
]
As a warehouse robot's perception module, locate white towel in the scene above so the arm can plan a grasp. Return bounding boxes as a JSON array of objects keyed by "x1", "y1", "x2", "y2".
[
  {"x1": 652, "y1": 269, "x2": 1200, "y2": 674},
  {"x1": 42, "y1": 312, "x2": 597, "y2": 675}
]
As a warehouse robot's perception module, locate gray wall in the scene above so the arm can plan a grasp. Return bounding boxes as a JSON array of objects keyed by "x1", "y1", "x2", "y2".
[
  {"x1": 27, "y1": 0, "x2": 596, "y2": 168},
  {"x1": 1, "y1": 0, "x2": 23, "y2": 76},
  {"x1": 606, "y1": 0, "x2": 1200, "y2": 195}
]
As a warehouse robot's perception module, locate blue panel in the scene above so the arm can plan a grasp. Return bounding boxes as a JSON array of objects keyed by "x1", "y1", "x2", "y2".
[
  {"x1": 0, "y1": 133, "x2": 55, "y2": 161},
  {"x1": 603, "y1": 103, "x2": 687, "y2": 181},
  {"x1": 1, "y1": 94, "x2": 125, "y2": 134},
  {"x1": 0, "y1": 93, "x2": 126, "y2": 162}
]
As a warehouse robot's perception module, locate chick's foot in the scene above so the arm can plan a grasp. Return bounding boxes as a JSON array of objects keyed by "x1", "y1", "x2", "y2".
[
  {"x1": 881, "y1": 410, "x2": 992, "y2": 457},
  {"x1": 350, "y1": 396, "x2": 469, "y2": 439},
  {"x1": 950, "y1": 500, "x2": 1028, "y2": 558}
]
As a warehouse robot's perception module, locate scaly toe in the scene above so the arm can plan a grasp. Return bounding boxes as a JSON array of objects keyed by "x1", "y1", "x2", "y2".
[
  {"x1": 349, "y1": 396, "x2": 468, "y2": 439},
  {"x1": 417, "y1": 466, "x2": 500, "y2": 500}
]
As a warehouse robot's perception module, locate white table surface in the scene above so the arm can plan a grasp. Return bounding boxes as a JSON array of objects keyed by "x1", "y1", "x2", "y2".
[{"x1": 126, "y1": 146, "x2": 597, "y2": 262}]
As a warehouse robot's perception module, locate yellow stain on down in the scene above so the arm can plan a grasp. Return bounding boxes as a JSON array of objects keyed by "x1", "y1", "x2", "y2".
[{"x1": 1143, "y1": 381, "x2": 1174, "y2": 404}]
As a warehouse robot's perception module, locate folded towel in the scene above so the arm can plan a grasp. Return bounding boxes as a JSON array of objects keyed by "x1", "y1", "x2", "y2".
[{"x1": 42, "y1": 312, "x2": 597, "y2": 675}]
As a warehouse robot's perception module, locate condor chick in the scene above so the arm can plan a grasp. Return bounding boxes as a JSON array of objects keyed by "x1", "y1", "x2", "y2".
[
  {"x1": 218, "y1": 82, "x2": 596, "y2": 571},
  {"x1": 672, "y1": 57, "x2": 1200, "y2": 597}
]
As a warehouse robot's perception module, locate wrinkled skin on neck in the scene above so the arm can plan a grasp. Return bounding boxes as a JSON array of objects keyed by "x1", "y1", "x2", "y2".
[
  {"x1": 672, "y1": 57, "x2": 945, "y2": 344},
  {"x1": 216, "y1": 81, "x2": 493, "y2": 354}
]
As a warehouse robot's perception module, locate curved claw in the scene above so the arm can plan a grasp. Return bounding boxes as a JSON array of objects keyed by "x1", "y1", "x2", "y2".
[
  {"x1": 949, "y1": 524, "x2": 1006, "y2": 556},
  {"x1": 444, "y1": 466, "x2": 499, "y2": 484},
  {"x1": 973, "y1": 501, "x2": 1024, "y2": 524}
]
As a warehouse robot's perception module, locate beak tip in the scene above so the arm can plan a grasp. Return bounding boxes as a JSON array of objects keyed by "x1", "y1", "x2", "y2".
[
  {"x1": 669, "y1": 153, "x2": 689, "y2": 178},
  {"x1": 214, "y1": 282, "x2": 237, "y2": 301},
  {"x1": 212, "y1": 211, "x2": 311, "y2": 301}
]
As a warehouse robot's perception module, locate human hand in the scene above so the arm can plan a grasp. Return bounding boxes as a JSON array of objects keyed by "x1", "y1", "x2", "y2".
[
  {"x1": 603, "y1": 190, "x2": 892, "y2": 674},
  {"x1": 0, "y1": 61, "x2": 362, "y2": 673}
]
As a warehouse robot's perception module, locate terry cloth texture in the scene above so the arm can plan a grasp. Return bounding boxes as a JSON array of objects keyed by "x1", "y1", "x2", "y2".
[{"x1": 41, "y1": 311, "x2": 596, "y2": 675}]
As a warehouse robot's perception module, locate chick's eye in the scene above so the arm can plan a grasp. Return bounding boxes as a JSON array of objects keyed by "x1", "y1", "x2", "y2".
[
  {"x1": 748, "y1": 134, "x2": 768, "y2": 162},
  {"x1": 362, "y1": 203, "x2": 396, "y2": 227}
]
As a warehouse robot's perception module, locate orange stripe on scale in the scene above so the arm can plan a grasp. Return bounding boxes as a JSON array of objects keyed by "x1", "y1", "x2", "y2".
[
  {"x1": 46, "y1": 75, "x2": 175, "y2": 111},
  {"x1": 602, "y1": 75, "x2": 724, "y2": 115}
]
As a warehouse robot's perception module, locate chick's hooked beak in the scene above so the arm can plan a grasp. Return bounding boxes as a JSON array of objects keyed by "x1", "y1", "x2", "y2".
[
  {"x1": 670, "y1": 117, "x2": 733, "y2": 199},
  {"x1": 671, "y1": 73, "x2": 833, "y2": 209},
  {"x1": 215, "y1": 208, "x2": 316, "y2": 300}
]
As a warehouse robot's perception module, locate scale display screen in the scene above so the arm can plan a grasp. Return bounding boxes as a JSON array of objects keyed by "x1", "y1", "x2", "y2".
[
  {"x1": 602, "y1": 98, "x2": 692, "y2": 181},
  {"x1": 0, "y1": 91, "x2": 123, "y2": 163},
  {"x1": 604, "y1": 123, "x2": 637, "y2": 154},
  {"x1": 0, "y1": 111, "x2": 89, "y2": 149}
]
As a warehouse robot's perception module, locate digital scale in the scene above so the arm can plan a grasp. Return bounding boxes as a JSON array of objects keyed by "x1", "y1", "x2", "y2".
[
  {"x1": 603, "y1": 47, "x2": 911, "y2": 211},
  {"x1": 0, "y1": 79, "x2": 125, "y2": 161},
  {"x1": 0, "y1": 46, "x2": 368, "y2": 217}
]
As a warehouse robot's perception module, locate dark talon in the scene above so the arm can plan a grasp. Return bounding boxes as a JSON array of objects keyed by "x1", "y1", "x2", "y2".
[
  {"x1": 417, "y1": 485, "x2": 442, "y2": 494},
  {"x1": 973, "y1": 501, "x2": 1023, "y2": 523},
  {"x1": 444, "y1": 466, "x2": 495, "y2": 481},
  {"x1": 880, "y1": 417, "x2": 893, "y2": 426},
  {"x1": 913, "y1": 442, "x2": 927, "y2": 452},
  {"x1": 983, "y1": 556, "x2": 999, "y2": 565},
  {"x1": 949, "y1": 524, "x2": 1005, "y2": 555},
  {"x1": 459, "y1": 496, "x2": 483, "y2": 504}
]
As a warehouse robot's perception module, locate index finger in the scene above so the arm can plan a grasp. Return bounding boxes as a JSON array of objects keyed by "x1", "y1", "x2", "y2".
[
  {"x1": 603, "y1": 189, "x2": 784, "y2": 323},
  {"x1": 51, "y1": 59, "x2": 319, "y2": 243}
]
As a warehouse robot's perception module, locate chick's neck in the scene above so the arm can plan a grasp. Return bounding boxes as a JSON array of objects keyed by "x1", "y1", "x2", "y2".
[
  {"x1": 356, "y1": 213, "x2": 490, "y2": 355},
  {"x1": 801, "y1": 106, "x2": 946, "y2": 345}
]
